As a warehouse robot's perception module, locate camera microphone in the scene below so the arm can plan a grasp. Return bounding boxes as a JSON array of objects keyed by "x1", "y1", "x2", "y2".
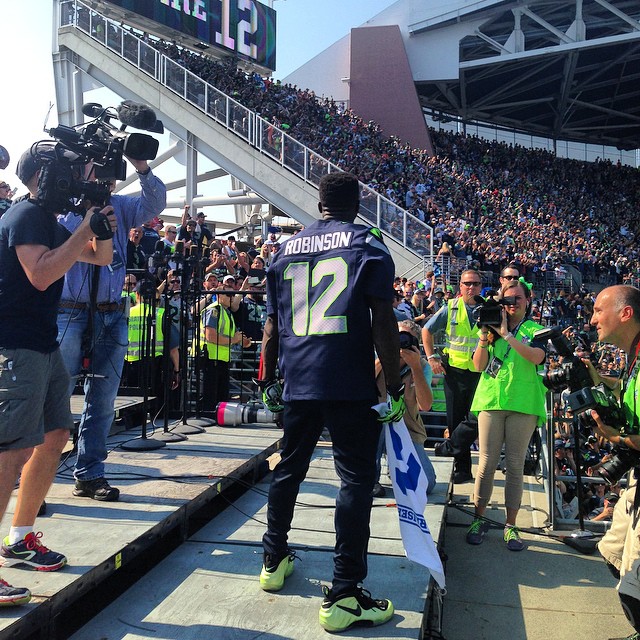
[
  {"x1": 116, "y1": 101, "x2": 158, "y2": 131},
  {"x1": 174, "y1": 240, "x2": 184, "y2": 257}
]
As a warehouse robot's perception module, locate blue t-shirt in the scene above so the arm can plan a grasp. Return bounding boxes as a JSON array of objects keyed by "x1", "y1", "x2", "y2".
[
  {"x1": 0, "y1": 200, "x2": 71, "y2": 352},
  {"x1": 267, "y1": 218, "x2": 395, "y2": 402}
]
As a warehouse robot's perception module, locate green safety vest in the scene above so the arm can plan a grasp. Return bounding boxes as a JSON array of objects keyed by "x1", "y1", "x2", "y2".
[
  {"x1": 445, "y1": 298, "x2": 477, "y2": 371},
  {"x1": 471, "y1": 319, "x2": 547, "y2": 425},
  {"x1": 200, "y1": 301, "x2": 235, "y2": 362},
  {"x1": 126, "y1": 305, "x2": 165, "y2": 361}
]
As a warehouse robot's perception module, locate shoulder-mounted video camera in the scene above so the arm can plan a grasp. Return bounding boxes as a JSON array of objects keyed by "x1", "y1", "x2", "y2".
[{"x1": 36, "y1": 100, "x2": 163, "y2": 214}]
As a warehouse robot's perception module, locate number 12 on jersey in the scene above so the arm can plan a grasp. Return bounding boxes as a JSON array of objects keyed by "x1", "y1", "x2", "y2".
[{"x1": 284, "y1": 257, "x2": 349, "y2": 336}]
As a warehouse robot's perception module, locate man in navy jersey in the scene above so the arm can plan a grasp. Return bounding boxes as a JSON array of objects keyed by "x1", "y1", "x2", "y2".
[{"x1": 257, "y1": 172, "x2": 405, "y2": 633}]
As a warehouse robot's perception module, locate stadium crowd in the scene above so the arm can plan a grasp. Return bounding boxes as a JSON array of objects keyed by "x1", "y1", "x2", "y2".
[{"x1": 146, "y1": 38, "x2": 640, "y2": 290}]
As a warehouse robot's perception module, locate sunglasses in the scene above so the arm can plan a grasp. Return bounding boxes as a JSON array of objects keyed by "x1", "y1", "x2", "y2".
[
  {"x1": 460, "y1": 281, "x2": 481, "y2": 287},
  {"x1": 501, "y1": 275, "x2": 519, "y2": 280},
  {"x1": 0, "y1": 184, "x2": 9, "y2": 189}
]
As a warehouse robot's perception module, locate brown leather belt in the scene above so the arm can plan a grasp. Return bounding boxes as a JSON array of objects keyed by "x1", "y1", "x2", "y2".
[{"x1": 59, "y1": 300, "x2": 126, "y2": 313}]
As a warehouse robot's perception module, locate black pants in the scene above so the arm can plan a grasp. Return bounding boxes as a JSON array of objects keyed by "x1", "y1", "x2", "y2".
[
  {"x1": 263, "y1": 400, "x2": 380, "y2": 597},
  {"x1": 201, "y1": 359, "x2": 230, "y2": 415},
  {"x1": 443, "y1": 365, "x2": 481, "y2": 473}
]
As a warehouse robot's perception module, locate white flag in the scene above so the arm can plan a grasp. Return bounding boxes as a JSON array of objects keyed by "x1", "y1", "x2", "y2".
[{"x1": 384, "y1": 418, "x2": 446, "y2": 589}]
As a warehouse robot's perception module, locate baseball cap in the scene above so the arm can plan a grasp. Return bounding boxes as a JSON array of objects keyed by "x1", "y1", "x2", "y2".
[
  {"x1": 604, "y1": 492, "x2": 619, "y2": 504},
  {"x1": 223, "y1": 275, "x2": 235, "y2": 284},
  {"x1": 434, "y1": 287, "x2": 444, "y2": 295},
  {"x1": 554, "y1": 439, "x2": 566, "y2": 450}
]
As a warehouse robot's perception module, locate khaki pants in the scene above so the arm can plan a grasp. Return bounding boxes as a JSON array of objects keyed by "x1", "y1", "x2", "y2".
[
  {"x1": 599, "y1": 478, "x2": 640, "y2": 599},
  {"x1": 474, "y1": 410, "x2": 537, "y2": 512}
]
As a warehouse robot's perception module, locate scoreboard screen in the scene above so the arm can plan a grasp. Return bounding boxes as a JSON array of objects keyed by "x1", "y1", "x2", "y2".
[{"x1": 104, "y1": 0, "x2": 276, "y2": 70}]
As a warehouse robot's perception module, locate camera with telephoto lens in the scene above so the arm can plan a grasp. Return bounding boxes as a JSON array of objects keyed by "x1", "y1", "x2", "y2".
[
  {"x1": 533, "y1": 326, "x2": 593, "y2": 392},
  {"x1": 566, "y1": 384, "x2": 638, "y2": 485},
  {"x1": 36, "y1": 101, "x2": 162, "y2": 214},
  {"x1": 216, "y1": 402, "x2": 281, "y2": 427}
]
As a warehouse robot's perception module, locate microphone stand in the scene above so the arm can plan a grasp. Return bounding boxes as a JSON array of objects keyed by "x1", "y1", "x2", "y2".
[
  {"x1": 155, "y1": 250, "x2": 188, "y2": 443},
  {"x1": 184, "y1": 246, "x2": 215, "y2": 428},
  {"x1": 173, "y1": 246, "x2": 205, "y2": 435},
  {"x1": 121, "y1": 280, "x2": 166, "y2": 451}
]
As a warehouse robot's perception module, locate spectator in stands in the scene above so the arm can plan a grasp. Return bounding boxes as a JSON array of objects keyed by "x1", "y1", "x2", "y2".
[
  {"x1": 422, "y1": 270, "x2": 483, "y2": 483},
  {"x1": 126, "y1": 226, "x2": 146, "y2": 269},
  {"x1": 0, "y1": 181, "x2": 14, "y2": 218},
  {"x1": 161, "y1": 224, "x2": 177, "y2": 251},
  {"x1": 139, "y1": 217, "x2": 161, "y2": 255},
  {"x1": 466, "y1": 280, "x2": 547, "y2": 551}
]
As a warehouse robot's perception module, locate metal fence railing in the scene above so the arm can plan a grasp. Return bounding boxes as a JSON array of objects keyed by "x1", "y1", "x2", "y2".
[{"x1": 57, "y1": 0, "x2": 434, "y2": 260}]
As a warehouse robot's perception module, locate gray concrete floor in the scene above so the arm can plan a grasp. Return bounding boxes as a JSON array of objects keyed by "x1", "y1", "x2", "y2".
[
  {"x1": 441, "y1": 457, "x2": 631, "y2": 640},
  {"x1": 69, "y1": 444, "x2": 452, "y2": 640}
]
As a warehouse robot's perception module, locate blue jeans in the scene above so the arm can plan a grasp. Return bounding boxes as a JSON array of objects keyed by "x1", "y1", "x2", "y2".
[
  {"x1": 376, "y1": 431, "x2": 437, "y2": 495},
  {"x1": 57, "y1": 308, "x2": 128, "y2": 481}
]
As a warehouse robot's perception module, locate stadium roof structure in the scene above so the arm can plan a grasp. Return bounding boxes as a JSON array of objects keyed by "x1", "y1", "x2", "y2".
[
  {"x1": 285, "y1": 0, "x2": 640, "y2": 151},
  {"x1": 412, "y1": 0, "x2": 640, "y2": 150}
]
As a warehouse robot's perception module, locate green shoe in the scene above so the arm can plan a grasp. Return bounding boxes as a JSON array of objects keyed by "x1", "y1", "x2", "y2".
[
  {"x1": 259, "y1": 551, "x2": 296, "y2": 592},
  {"x1": 466, "y1": 518, "x2": 489, "y2": 545},
  {"x1": 319, "y1": 586, "x2": 394, "y2": 633},
  {"x1": 504, "y1": 525, "x2": 525, "y2": 552}
]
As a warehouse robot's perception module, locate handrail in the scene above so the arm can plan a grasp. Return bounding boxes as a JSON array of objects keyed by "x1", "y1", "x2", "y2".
[{"x1": 57, "y1": 0, "x2": 434, "y2": 260}]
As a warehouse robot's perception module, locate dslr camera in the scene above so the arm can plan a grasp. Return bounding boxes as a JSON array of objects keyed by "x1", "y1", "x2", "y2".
[
  {"x1": 533, "y1": 326, "x2": 593, "y2": 392},
  {"x1": 35, "y1": 101, "x2": 162, "y2": 214},
  {"x1": 567, "y1": 384, "x2": 638, "y2": 485}
]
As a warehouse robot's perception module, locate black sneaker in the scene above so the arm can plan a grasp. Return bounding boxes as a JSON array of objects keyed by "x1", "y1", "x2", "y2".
[
  {"x1": 319, "y1": 586, "x2": 394, "y2": 632},
  {"x1": 1, "y1": 532, "x2": 67, "y2": 571},
  {"x1": 0, "y1": 579, "x2": 31, "y2": 606},
  {"x1": 73, "y1": 477, "x2": 120, "y2": 501},
  {"x1": 371, "y1": 483, "x2": 386, "y2": 498}
]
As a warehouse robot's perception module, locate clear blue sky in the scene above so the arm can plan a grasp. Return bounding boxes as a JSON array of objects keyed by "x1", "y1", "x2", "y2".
[{"x1": 0, "y1": 0, "x2": 395, "y2": 191}]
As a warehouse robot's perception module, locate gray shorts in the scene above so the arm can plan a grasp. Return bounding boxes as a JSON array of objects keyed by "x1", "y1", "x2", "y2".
[{"x1": 0, "y1": 347, "x2": 73, "y2": 451}]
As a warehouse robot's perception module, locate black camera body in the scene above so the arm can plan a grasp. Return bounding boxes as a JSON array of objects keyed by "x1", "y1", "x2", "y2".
[
  {"x1": 534, "y1": 326, "x2": 594, "y2": 392},
  {"x1": 567, "y1": 383, "x2": 638, "y2": 485},
  {"x1": 36, "y1": 101, "x2": 161, "y2": 214},
  {"x1": 473, "y1": 292, "x2": 502, "y2": 327}
]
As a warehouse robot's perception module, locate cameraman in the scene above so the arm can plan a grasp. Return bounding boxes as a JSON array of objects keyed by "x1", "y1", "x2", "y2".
[
  {"x1": 589, "y1": 285, "x2": 640, "y2": 639},
  {"x1": 0, "y1": 146, "x2": 115, "y2": 602},
  {"x1": 57, "y1": 156, "x2": 166, "y2": 501}
]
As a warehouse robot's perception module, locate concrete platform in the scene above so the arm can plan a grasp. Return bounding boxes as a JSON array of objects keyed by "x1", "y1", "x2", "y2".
[
  {"x1": 0, "y1": 419, "x2": 451, "y2": 640},
  {"x1": 441, "y1": 453, "x2": 632, "y2": 640}
]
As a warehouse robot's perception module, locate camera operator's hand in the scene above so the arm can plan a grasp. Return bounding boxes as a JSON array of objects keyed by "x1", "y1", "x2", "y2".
[
  {"x1": 428, "y1": 356, "x2": 445, "y2": 376},
  {"x1": 400, "y1": 345, "x2": 422, "y2": 371},
  {"x1": 590, "y1": 409, "x2": 621, "y2": 444},
  {"x1": 126, "y1": 157, "x2": 150, "y2": 174},
  {"x1": 80, "y1": 205, "x2": 116, "y2": 241}
]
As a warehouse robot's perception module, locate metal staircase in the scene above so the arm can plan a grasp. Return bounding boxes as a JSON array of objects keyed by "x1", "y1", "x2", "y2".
[{"x1": 53, "y1": 0, "x2": 433, "y2": 275}]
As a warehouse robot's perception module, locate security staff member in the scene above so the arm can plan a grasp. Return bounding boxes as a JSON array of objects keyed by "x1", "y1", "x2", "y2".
[{"x1": 422, "y1": 269, "x2": 482, "y2": 483}]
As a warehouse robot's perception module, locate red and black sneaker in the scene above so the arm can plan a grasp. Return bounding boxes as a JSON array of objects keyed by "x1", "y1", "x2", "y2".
[{"x1": 0, "y1": 532, "x2": 67, "y2": 571}]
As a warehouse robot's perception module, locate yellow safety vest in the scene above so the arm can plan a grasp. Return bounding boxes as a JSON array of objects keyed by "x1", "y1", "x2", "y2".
[
  {"x1": 200, "y1": 301, "x2": 235, "y2": 362},
  {"x1": 444, "y1": 298, "x2": 477, "y2": 371},
  {"x1": 126, "y1": 305, "x2": 165, "y2": 361}
]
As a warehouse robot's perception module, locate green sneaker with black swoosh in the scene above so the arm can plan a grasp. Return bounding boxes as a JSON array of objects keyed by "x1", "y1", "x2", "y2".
[
  {"x1": 319, "y1": 586, "x2": 394, "y2": 633},
  {"x1": 259, "y1": 550, "x2": 297, "y2": 592}
]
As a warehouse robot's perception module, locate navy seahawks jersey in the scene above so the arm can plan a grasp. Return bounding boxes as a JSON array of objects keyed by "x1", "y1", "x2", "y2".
[{"x1": 266, "y1": 218, "x2": 395, "y2": 401}]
